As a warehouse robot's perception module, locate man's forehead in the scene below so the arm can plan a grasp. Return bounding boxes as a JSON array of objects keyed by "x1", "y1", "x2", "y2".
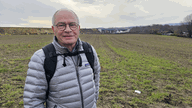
[
  {"x1": 55, "y1": 10, "x2": 77, "y2": 22},
  {"x1": 55, "y1": 10, "x2": 75, "y2": 18}
]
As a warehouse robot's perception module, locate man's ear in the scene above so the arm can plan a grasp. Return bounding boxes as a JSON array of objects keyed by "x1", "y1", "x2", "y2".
[
  {"x1": 52, "y1": 26, "x2": 55, "y2": 35},
  {"x1": 78, "y1": 25, "x2": 81, "y2": 34},
  {"x1": 52, "y1": 26, "x2": 54, "y2": 32}
]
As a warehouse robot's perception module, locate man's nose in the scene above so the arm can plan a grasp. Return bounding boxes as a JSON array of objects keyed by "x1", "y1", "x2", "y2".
[{"x1": 64, "y1": 25, "x2": 72, "y2": 32}]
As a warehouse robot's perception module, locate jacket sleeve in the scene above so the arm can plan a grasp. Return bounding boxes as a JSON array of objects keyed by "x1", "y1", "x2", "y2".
[
  {"x1": 91, "y1": 46, "x2": 101, "y2": 101},
  {"x1": 23, "y1": 49, "x2": 47, "y2": 108}
]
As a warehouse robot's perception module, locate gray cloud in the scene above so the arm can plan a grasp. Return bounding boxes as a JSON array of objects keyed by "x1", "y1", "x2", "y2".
[
  {"x1": 129, "y1": 13, "x2": 136, "y2": 16},
  {"x1": 0, "y1": 0, "x2": 56, "y2": 17},
  {"x1": 125, "y1": 0, "x2": 137, "y2": 3},
  {"x1": 185, "y1": 10, "x2": 192, "y2": 12},
  {"x1": 0, "y1": 0, "x2": 58, "y2": 26},
  {"x1": 120, "y1": 15, "x2": 145, "y2": 21},
  {"x1": 73, "y1": 0, "x2": 136, "y2": 5},
  {"x1": 73, "y1": 0, "x2": 96, "y2": 4},
  {"x1": 118, "y1": 11, "x2": 154, "y2": 22},
  {"x1": 80, "y1": 15, "x2": 103, "y2": 24},
  {"x1": 0, "y1": 0, "x2": 191, "y2": 28},
  {"x1": 153, "y1": 16, "x2": 180, "y2": 22}
]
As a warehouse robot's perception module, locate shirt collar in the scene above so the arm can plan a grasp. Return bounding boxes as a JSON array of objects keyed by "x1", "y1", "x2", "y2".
[{"x1": 53, "y1": 36, "x2": 79, "y2": 53}]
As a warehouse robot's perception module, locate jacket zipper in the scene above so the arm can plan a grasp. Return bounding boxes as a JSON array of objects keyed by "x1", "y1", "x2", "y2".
[
  {"x1": 54, "y1": 105, "x2": 57, "y2": 108},
  {"x1": 71, "y1": 57, "x2": 84, "y2": 108}
]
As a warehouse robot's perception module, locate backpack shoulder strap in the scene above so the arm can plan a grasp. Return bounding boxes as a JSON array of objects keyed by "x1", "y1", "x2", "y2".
[
  {"x1": 82, "y1": 41, "x2": 95, "y2": 78},
  {"x1": 42, "y1": 43, "x2": 57, "y2": 99}
]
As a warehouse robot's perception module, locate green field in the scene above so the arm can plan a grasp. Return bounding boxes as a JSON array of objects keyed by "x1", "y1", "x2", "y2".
[{"x1": 0, "y1": 34, "x2": 192, "y2": 108}]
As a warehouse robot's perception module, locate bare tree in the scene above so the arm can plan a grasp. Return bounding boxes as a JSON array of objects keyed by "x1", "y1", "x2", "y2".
[
  {"x1": 183, "y1": 13, "x2": 192, "y2": 37},
  {"x1": 178, "y1": 22, "x2": 187, "y2": 35}
]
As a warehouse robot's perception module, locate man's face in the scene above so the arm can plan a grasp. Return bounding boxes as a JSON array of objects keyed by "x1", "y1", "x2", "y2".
[{"x1": 52, "y1": 10, "x2": 80, "y2": 47}]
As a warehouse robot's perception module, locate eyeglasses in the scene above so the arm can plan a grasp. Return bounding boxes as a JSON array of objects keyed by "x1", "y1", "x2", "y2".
[{"x1": 55, "y1": 22, "x2": 79, "y2": 31}]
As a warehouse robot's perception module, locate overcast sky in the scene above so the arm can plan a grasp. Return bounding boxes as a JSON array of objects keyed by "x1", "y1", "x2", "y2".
[{"x1": 0, "y1": 0, "x2": 192, "y2": 28}]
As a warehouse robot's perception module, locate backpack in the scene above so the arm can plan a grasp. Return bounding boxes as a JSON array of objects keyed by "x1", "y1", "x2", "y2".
[{"x1": 42, "y1": 41, "x2": 94, "y2": 99}]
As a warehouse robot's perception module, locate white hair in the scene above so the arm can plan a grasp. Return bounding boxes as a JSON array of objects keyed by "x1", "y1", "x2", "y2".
[{"x1": 52, "y1": 8, "x2": 79, "y2": 26}]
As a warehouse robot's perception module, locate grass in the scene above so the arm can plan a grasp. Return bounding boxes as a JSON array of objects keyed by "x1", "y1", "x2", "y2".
[
  {"x1": 0, "y1": 35, "x2": 53, "y2": 108},
  {"x1": 91, "y1": 34, "x2": 192, "y2": 107},
  {"x1": 0, "y1": 34, "x2": 192, "y2": 108}
]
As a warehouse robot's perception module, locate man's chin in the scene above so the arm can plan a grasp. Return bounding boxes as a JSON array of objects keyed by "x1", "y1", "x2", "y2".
[
  {"x1": 64, "y1": 36, "x2": 73, "y2": 39},
  {"x1": 64, "y1": 40, "x2": 76, "y2": 45}
]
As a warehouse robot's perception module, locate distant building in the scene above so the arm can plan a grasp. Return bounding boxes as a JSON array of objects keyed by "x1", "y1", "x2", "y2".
[
  {"x1": 183, "y1": 32, "x2": 188, "y2": 36},
  {"x1": 167, "y1": 33, "x2": 173, "y2": 36},
  {"x1": 97, "y1": 28, "x2": 130, "y2": 34},
  {"x1": 98, "y1": 29, "x2": 102, "y2": 33}
]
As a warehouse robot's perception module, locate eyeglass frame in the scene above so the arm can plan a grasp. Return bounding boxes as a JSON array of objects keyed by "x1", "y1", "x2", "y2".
[{"x1": 54, "y1": 22, "x2": 79, "y2": 31}]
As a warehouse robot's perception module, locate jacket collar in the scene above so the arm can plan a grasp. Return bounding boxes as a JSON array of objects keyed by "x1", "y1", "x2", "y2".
[{"x1": 52, "y1": 36, "x2": 82, "y2": 54}]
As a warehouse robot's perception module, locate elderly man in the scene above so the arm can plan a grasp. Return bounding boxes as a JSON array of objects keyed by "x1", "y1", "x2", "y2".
[{"x1": 23, "y1": 9, "x2": 100, "y2": 108}]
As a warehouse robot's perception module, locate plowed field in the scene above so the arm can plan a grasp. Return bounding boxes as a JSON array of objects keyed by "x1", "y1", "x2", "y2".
[{"x1": 0, "y1": 34, "x2": 192, "y2": 108}]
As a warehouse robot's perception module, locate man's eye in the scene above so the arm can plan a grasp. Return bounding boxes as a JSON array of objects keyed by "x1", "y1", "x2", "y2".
[
  {"x1": 58, "y1": 25, "x2": 65, "y2": 27},
  {"x1": 70, "y1": 23, "x2": 76, "y2": 26}
]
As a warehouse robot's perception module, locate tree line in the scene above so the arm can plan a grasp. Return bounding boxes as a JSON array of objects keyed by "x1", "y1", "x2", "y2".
[{"x1": 129, "y1": 13, "x2": 192, "y2": 38}]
